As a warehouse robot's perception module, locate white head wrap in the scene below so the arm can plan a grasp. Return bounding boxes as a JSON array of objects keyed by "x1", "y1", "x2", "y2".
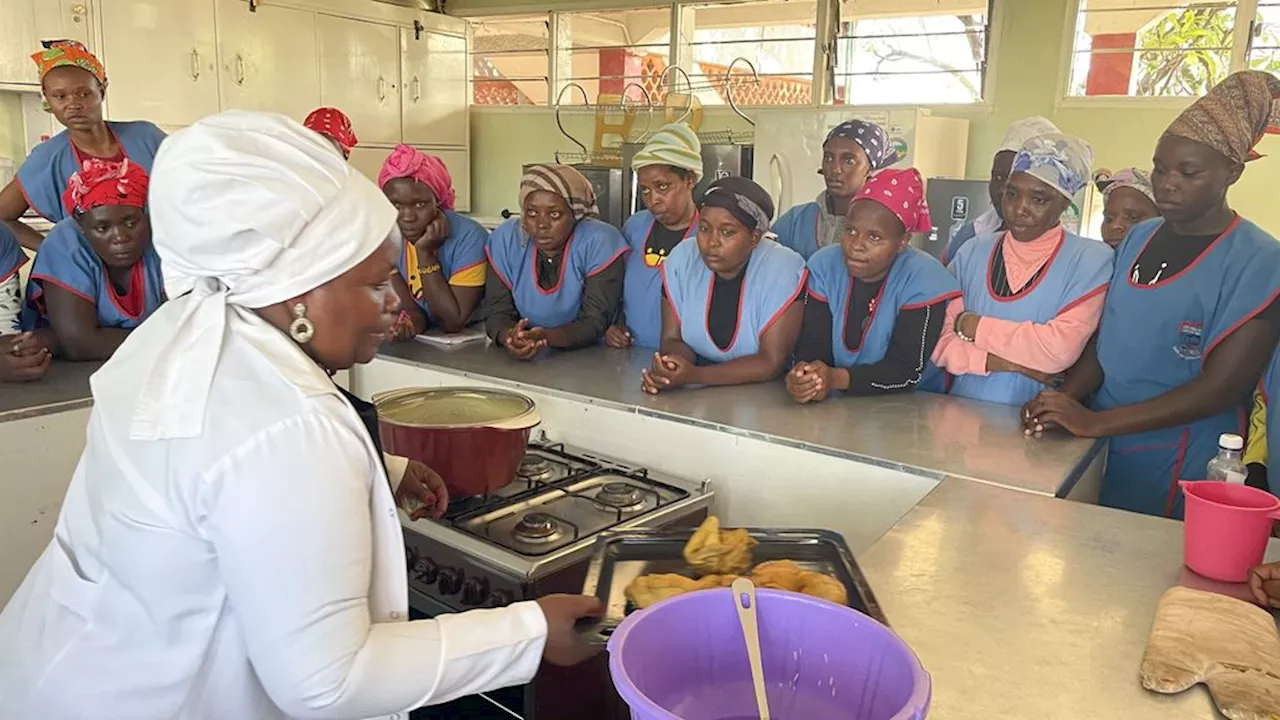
[
  {"x1": 129, "y1": 111, "x2": 396, "y2": 441},
  {"x1": 997, "y1": 116, "x2": 1061, "y2": 154}
]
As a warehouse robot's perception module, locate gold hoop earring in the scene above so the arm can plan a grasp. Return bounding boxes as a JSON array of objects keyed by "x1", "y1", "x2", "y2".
[{"x1": 289, "y1": 303, "x2": 315, "y2": 344}]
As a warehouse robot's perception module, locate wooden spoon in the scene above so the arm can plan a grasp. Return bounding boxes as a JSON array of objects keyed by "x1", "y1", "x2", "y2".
[{"x1": 732, "y1": 577, "x2": 771, "y2": 720}]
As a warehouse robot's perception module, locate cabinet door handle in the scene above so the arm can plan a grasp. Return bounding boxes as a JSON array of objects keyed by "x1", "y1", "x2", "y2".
[
  {"x1": 377, "y1": 76, "x2": 389, "y2": 103},
  {"x1": 412, "y1": 75, "x2": 422, "y2": 103},
  {"x1": 235, "y1": 54, "x2": 246, "y2": 86},
  {"x1": 191, "y1": 49, "x2": 201, "y2": 81}
]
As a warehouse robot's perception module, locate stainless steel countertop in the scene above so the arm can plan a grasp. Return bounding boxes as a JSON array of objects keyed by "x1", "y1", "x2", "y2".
[
  {"x1": 860, "y1": 478, "x2": 1279, "y2": 719},
  {"x1": 377, "y1": 343, "x2": 1102, "y2": 497},
  {"x1": 0, "y1": 361, "x2": 99, "y2": 423}
]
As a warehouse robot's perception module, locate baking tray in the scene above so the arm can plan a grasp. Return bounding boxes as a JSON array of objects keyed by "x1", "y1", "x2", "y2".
[{"x1": 576, "y1": 527, "x2": 885, "y2": 644}]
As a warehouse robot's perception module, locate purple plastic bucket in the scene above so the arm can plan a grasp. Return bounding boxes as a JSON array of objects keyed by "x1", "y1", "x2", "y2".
[{"x1": 607, "y1": 588, "x2": 930, "y2": 720}]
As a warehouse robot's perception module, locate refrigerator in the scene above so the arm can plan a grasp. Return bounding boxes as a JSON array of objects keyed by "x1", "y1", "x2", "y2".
[
  {"x1": 925, "y1": 178, "x2": 991, "y2": 262},
  {"x1": 751, "y1": 107, "x2": 970, "y2": 215}
]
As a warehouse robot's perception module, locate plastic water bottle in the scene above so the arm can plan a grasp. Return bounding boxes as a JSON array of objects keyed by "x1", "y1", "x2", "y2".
[{"x1": 1206, "y1": 433, "x2": 1247, "y2": 484}]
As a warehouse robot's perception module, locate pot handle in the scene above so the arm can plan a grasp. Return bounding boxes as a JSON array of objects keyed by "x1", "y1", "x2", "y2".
[
  {"x1": 370, "y1": 387, "x2": 432, "y2": 406},
  {"x1": 485, "y1": 407, "x2": 541, "y2": 430}
]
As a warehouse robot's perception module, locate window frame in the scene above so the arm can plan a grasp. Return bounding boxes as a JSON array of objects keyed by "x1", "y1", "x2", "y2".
[
  {"x1": 464, "y1": 0, "x2": 1003, "y2": 109},
  {"x1": 1056, "y1": 0, "x2": 1262, "y2": 108}
]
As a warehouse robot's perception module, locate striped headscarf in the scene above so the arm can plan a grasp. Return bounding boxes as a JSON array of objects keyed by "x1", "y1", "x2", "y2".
[
  {"x1": 824, "y1": 119, "x2": 899, "y2": 170},
  {"x1": 31, "y1": 39, "x2": 106, "y2": 85},
  {"x1": 1164, "y1": 70, "x2": 1280, "y2": 164},
  {"x1": 633, "y1": 123, "x2": 703, "y2": 180},
  {"x1": 63, "y1": 159, "x2": 149, "y2": 216},
  {"x1": 519, "y1": 164, "x2": 598, "y2": 221}
]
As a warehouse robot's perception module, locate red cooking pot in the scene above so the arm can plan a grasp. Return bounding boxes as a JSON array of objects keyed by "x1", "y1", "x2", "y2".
[{"x1": 373, "y1": 387, "x2": 541, "y2": 498}]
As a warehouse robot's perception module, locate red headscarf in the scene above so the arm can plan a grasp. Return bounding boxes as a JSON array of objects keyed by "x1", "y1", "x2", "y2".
[
  {"x1": 31, "y1": 40, "x2": 106, "y2": 85},
  {"x1": 303, "y1": 107, "x2": 358, "y2": 159},
  {"x1": 63, "y1": 159, "x2": 149, "y2": 216},
  {"x1": 854, "y1": 168, "x2": 932, "y2": 233},
  {"x1": 377, "y1": 145, "x2": 456, "y2": 211}
]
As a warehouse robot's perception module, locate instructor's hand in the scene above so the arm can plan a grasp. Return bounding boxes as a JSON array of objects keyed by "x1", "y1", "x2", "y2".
[
  {"x1": 396, "y1": 460, "x2": 449, "y2": 520},
  {"x1": 537, "y1": 594, "x2": 604, "y2": 667}
]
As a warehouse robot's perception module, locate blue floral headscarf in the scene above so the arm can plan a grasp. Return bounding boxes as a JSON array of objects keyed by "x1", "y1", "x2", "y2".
[
  {"x1": 824, "y1": 119, "x2": 899, "y2": 170},
  {"x1": 1012, "y1": 133, "x2": 1094, "y2": 201}
]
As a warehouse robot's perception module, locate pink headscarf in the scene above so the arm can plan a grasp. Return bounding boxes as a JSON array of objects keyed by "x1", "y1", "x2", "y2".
[
  {"x1": 854, "y1": 167, "x2": 932, "y2": 233},
  {"x1": 377, "y1": 144, "x2": 456, "y2": 211}
]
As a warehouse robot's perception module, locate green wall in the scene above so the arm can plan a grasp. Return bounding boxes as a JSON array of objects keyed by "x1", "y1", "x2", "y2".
[{"x1": 467, "y1": 0, "x2": 1280, "y2": 229}]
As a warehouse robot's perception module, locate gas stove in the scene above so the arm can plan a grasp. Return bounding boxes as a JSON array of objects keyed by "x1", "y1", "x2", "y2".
[{"x1": 400, "y1": 436, "x2": 712, "y2": 613}]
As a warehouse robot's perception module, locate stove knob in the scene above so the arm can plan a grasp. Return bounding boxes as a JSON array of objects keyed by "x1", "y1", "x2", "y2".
[
  {"x1": 404, "y1": 548, "x2": 417, "y2": 573},
  {"x1": 461, "y1": 577, "x2": 490, "y2": 606},
  {"x1": 437, "y1": 567, "x2": 463, "y2": 595},
  {"x1": 413, "y1": 558, "x2": 438, "y2": 585},
  {"x1": 485, "y1": 589, "x2": 514, "y2": 608}
]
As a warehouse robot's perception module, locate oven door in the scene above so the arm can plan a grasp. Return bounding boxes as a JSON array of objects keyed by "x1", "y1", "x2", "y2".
[{"x1": 408, "y1": 589, "x2": 527, "y2": 720}]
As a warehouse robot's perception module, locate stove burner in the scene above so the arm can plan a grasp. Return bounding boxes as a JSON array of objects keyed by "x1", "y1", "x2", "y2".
[
  {"x1": 594, "y1": 481, "x2": 646, "y2": 512},
  {"x1": 513, "y1": 512, "x2": 563, "y2": 543},
  {"x1": 518, "y1": 454, "x2": 553, "y2": 482}
]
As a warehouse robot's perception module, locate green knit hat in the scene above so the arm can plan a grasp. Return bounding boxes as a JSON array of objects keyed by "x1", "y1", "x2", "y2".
[{"x1": 633, "y1": 123, "x2": 703, "y2": 181}]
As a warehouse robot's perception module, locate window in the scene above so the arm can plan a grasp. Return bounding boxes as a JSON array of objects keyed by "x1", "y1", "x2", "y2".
[
  {"x1": 833, "y1": 3, "x2": 991, "y2": 104},
  {"x1": 1250, "y1": 2, "x2": 1280, "y2": 72},
  {"x1": 471, "y1": 15, "x2": 550, "y2": 106},
  {"x1": 557, "y1": 9, "x2": 672, "y2": 107},
  {"x1": 1065, "y1": 1, "x2": 1275, "y2": 98}
]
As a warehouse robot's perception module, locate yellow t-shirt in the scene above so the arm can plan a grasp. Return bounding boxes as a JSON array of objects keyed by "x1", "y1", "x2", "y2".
[{"x1": 1245, "y1": 389, "x2": 1267, "y2": 467}]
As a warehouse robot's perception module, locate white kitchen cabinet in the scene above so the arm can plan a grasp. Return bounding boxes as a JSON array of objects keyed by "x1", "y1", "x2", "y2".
[
  {"x1": 348, "y1": 144, "x2": 469, "y2": 212},
  {"x1": 317, "y1": 13, "x2": 401, "y2": 146},
  {"x1": 99, "y1": 0, "x2": 219, "y2": 126},
  {"x1": 216, "y1": 0, "x2": 320, "y2": 122},
  {"x1": 401, "y1": 27, "x2": 468, "y2": 147},
  {"x1": 0, "y1": 0, "x2": 90, "y2": 87}
]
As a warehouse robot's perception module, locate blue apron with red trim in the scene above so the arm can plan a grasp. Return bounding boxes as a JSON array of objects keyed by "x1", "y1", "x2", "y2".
[
  {"x1": 807, "y1": 245, "x2": 960, "y2": 393},
  {"x1": 0, "y1": 224, "x2": 26, "y2": 283},
  {"x1": 16, "y1": 121, "x2": 166, "y2": 222},
  {"x1": 25, "y1": 218, "x2": 165, "y2": 329},
  {"x1": 948, "y1": 229, "x2": 1114, "y2": 407},
  {"x1": 396, "y1": 210, "x2": 488, "y2": 327},
  {"x1": 1096, "y1": 216, "x2": 1280, "y2": 518},
  {"x1": 1263, "y1": 348, "x2": 1280, "y2": 479},
  {"x1": 484, "y1": 217, "x2": 627, "y2": 329},
  {"x1": 662, "y1": 237, "x2": 806, "y2": 362},
  {"x1": 621, "y1": 209, "x2": 696, "y2": 349},
  {"x1": 773, "y1": 202, "x2": 822, "y2": 260}
]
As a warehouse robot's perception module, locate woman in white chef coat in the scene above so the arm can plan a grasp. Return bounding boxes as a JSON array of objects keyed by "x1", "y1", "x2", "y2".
[{"x1": 0, "y1": 111, "x2": 601, "y2": 720}]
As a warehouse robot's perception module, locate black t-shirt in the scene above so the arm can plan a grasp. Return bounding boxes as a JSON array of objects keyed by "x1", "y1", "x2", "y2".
[
  {"x1": 1130, "y1": 224, "x2": 1219, "y2": 286},
  {"x1": 708, "y1": 267, "x2": 747, "y2": 351},
  {"x1": 844, "y1": 277, "x2": 886, "y2": 350},
  {"x1": 645, "y1": 223, "x2": 688, "y2": 268}
]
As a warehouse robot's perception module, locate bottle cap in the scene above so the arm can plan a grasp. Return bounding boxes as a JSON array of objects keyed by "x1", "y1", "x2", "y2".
[{"x1": 1218, "y1": 433, "x2": 1244, "y2": 451}]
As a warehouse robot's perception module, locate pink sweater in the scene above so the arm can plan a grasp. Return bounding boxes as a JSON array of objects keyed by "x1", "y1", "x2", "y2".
[{"x1": 933, "y1": 226, "x2": 1108, "y2": 376}]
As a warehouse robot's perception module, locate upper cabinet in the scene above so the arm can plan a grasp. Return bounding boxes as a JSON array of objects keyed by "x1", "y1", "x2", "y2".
[
  {"x1": 216, "y1": 0, "x2": 320, "y2": 122},
  {"x1": 100, "y1": 0, "x2": 219, "y2": 126},
  {"x1": 317, "y1": 14, "x2": 401, "y2": 146},
  {"x1": 0, "y1": 0, "x2": 92, "y2": 87},
  {"x1": 401, "y1": 26, "x2": 467, "y2": 148}
]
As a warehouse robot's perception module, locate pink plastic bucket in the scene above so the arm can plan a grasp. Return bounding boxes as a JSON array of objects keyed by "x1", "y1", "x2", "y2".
[{"x1": 1180, "y1": 480, "x2": 1280, "y2": 582}]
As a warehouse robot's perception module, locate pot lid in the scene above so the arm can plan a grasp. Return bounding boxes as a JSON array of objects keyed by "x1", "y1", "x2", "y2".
[{"x1": 374, "y1": 387, "x2": 537, "y2": 429}]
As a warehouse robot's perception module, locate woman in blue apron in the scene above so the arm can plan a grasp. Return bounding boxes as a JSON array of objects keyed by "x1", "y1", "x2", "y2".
[
  {"x1": 483, "y1": 164, "x2": 628, "y2": 360},
  {"x1": 377, "y1": 145, "x2": 488, "y2": 337},
  {"x1": 0, "y1": 224, "x2": 51, "y2": 383},
  {"x1": 642, "y1": 176, "x2": 805, "y2": 394},
  {"x1": 1094, "y1": 168, "x2": 1159, "y2": 250},
  {"x1": 0, "y1": 41, "x2": 165, "y2": 251},
  {"x1": 773, "y1": 120, "x2": 897, "y2": 260},
  {"x1": 936, "y1": 132, "x2": 1114, "y2": 408},
  {"x1": 789, "y1": 168, "x2": 959, "y2": 402},
  {"x1": 26, "y1": 159, "x2": 165, "y2": 361},
  {"x1": 941, "y1": 116, "x2": 1059, "y2": 264},
  {"x1": 1025, "y1": 71, "x2": 1280, "y2": 519},
  {"x1": 608, "y1": 123, "x2": 702, "y2": 350}
]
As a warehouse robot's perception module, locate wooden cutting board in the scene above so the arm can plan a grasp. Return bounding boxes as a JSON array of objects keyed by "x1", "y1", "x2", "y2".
[{"x1": 1141, "y1": 586, "x2": 1280, "y2": 719}]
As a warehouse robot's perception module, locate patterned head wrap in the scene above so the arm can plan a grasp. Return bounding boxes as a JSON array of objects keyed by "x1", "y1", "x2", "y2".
[
  {"x1": 699, "y1": 176, "x2": 774, "y2": 234},
  {"x1": 378, "y1": 145, "x2": 456, "y2": 211},
  {"x1": 1012, "y1": 133, "x2": 1094, "y2": 201},
  {"x1": 997, "y1": 116, "x2": 1061, "y2": 154},
  {"x1": 519, "y1": 164, "x2": 598, "y2": 221},
  {"x1": 1164, "y1": 70, "x2": 1280, "y2": 165},
  {"x1": 633, "y1": 123, "x2": 703, "y2": 181},
  {"x1": 303, "y1": 107, "x2": 358, "y2": 159},
  {"x1": 31, "y1": 40, "x2": 106, "y2": 86},
  {"x1": 63, "y1": 159, "x2": 149, "y2": 216},
  {"x1": 1094, "y1": 168, "x2": 1155, "y2": 205},
  {"x1": 854, "y1": 168, "x2": 932, "y2": 234},
  {"x1": 824, "y1": 119, "x2": 899, "y2": 171}
]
